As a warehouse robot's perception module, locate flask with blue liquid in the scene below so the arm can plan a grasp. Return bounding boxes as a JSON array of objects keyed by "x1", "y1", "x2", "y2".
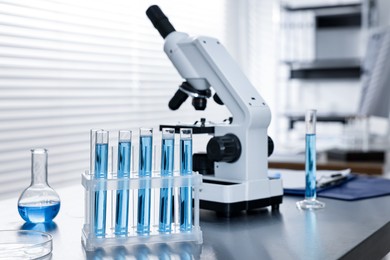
[{"x1": 18, "y1": 149, "x2": 61, "y2": 223}]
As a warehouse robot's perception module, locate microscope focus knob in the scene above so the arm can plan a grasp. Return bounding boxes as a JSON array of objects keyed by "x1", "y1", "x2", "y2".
[
  {"x1": 207, "y1": 134, "x2": 241, "y2": 163},
  {"x1": 268, "y1": 136, "x2": 274, "y2": 157}
]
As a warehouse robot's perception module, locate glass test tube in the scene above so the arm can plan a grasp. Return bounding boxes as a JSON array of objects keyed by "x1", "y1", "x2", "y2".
[
  {"x1": 94, "y1": 130, "x2": 109, "y2": 236},
  {"x1": 159, "y1": 128, "x2": 175, "y2": 232},
  {"x1": 90, "y1": 129, "x2": 99, "y2": 174},
  {"x1": 180, "y1": 128, "x2": 193, "y2": 231},
  {"x1": 137, "y1": 128, "x2": 153, "y2": 234},
  {"x1": 87, "y1": 129, "x2": 100, "y2": 225},
  {"x1": 296, "y1": 110, "x2": 325, "y2": 210},
  {"x1": 115, "y1": 130, "x2": 132, "y2": 236}
]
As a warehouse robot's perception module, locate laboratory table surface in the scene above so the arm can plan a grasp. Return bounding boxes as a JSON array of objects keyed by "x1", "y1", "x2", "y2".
[{"x1": 0, "y1": 184, "x2": 389, "y2": 260}]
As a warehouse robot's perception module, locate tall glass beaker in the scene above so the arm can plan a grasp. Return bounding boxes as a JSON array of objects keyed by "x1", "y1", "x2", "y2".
[{"x1": 296, "y1": 110, "x2": 325, "y2": 210}]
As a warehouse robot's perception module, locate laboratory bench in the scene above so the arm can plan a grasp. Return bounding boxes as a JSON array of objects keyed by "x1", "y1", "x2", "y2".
[{"x1": 0, "y1": 183, "x2": 389, "y2": 260}]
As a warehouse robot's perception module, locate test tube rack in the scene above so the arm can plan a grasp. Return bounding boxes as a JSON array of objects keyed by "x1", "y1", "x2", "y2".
[{"x1": 81, "y1": 171, "x2": 203, "y2": 251}]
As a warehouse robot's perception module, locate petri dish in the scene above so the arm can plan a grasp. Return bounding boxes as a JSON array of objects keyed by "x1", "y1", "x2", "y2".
[{"x1": 0, "y1": 230, "x2": 52, "y2": 259}]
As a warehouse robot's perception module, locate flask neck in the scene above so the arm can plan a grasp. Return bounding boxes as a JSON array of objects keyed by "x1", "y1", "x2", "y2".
[{"x1": 31, "y1": 149, "x2": 48, "y2": 185}]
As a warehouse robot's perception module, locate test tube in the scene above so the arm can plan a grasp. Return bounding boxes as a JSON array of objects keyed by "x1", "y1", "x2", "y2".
[
  {"x1": 180, "y1": 128, "x2": 193, "y2": 231},
  {"x1": 115, "y1": 130, "x2": 132, "y2": 236},
  {"x1": 94, "y1": 130, "x2": 109, "y2": 236},
  {"x1": 137, "y1": 128, "x2": 153, "y2": 234},
  {"x1": 87, "y1": 129, "x2": 100, "y2": 226},
  {"x1": 89, "y1": 129, "x2": 102, "y2": 174},
  {"x1": 296, "y1": 110, "x2": 325, "y2": 210},
  {"x1": 159, "y1": 128, "x2": 175, "y2": 232}
]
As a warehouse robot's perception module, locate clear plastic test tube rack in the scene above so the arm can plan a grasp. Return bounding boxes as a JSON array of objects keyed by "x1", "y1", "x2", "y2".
[{"x1": 81, "y1": 131, "x2": 203, "y2": 251}]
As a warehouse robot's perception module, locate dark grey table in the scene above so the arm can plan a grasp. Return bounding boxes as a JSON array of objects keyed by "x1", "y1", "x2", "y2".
[{"x1": 0, "y1": 184, "x2": 389, "y2": 259}]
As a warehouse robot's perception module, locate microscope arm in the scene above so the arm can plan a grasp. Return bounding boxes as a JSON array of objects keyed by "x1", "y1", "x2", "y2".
[{"x1": 147, "y1": 6, "x2": 271, "y2": 182}]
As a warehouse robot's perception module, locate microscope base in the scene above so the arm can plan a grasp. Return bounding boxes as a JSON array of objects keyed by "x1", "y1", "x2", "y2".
[
  {"x1": 199, "y1": 177, "x2": 283, "y2": 216},
  {"x1": 200, "y1": 195, "x2": 283, "y2": 217}
]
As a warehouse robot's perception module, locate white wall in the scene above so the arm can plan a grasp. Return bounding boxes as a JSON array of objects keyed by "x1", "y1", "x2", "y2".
[{"x1": 377, "y1": 0, "x2": 390, "y2": 26}]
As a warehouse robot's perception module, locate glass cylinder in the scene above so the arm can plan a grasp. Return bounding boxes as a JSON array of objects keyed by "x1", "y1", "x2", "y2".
[
  {"x1": 305, "y1": 110, "x2": 317, "y2": 200},
  {"x1": 296, "y1": 110, "x2": 325, "y2": 210},
  {"x1": 305, "y1": 109, "x2": 316, "y2": 135},
  {"x1": 17, "y1": 149, "x2": 61, "y2": 223}
]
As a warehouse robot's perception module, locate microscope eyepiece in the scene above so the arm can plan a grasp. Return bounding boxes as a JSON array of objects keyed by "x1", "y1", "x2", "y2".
[{"x1": 146, "y1": 5, "x2": 176, "y2": 39}]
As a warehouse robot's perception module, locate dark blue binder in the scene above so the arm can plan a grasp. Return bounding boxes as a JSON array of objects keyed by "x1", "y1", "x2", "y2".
[{"x1": 318, "y1": 175, "x2": 390, "y2": 200}]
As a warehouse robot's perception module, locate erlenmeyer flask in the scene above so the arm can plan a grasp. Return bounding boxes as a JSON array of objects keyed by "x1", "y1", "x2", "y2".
[{"x1": 17, "y1": 149, "x2": 61, "y2": 223}]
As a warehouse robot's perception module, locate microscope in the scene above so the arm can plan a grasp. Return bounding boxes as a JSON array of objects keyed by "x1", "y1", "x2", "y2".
[{"x1": 146, "y1": 6, "x2": 283, "y2": 216}]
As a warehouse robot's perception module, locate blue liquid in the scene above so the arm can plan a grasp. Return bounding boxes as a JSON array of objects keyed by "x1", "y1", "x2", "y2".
[
  {"x1": 118, "y1": 142, "x2": 131, "y2": 178},
  {"x1": 180, "y1": 139, "x2": 192, "y2": 231},
  {"x1": 95, "y1": 143, "x2": 108, "y2": 237},
  {"x1": 18, "y1": 201, "x2": 60, "y2": 223},
  {"x1": 305, "y1": 134, "x2": 317, "y2": 200},
  {"x1": 115, "y1": 141, "x2": 131, "y2": 235},
  {"x1": 137, "y1": 135, "x2": 152, "y2": 234},
  {"x1": 95, "y1": 143, "x2": 108, "y2": 178},
  {"x1": 159, "y1": 138, "x2": 174, "y2": 232}
]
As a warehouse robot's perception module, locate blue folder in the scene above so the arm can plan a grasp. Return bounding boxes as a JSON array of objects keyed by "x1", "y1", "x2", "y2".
[{"x1": 284, "y1": 175, "x2": 390, "y2": 201}]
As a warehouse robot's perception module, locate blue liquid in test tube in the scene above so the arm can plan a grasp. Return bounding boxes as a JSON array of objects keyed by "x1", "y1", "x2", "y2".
[
  {"x1": 159, "y1": 128, "x2": 174, "y2": 233},
  {"x1": 115, "y1": 130, "x2": 132, "y2": 236},
  {"x1": 137, "y1": 128, "x2": 153, "y2": 234},
  {"x1": 305, "y1": 133, "x2": 316, "y2": 199},
  {"x1": 94, "y1": 130, "x2": 109, "y2": 237},
  {"x1": 296, "y1": 110, "x2": 325, "y2": 210},
  {"x1": 180, "y1": 129, "x2": 192, "y2": 231}
]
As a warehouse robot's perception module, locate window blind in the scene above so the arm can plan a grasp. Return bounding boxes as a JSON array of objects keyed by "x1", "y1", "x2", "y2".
[
  {"x1": 0, "y1": 0, "x2": 229, "y2": 198},
  {"x1": 227, "y1": 0, "x2": 278, "y2": 136},
  {"x1": 246, "y1": 0, "x2": 278, "y2": 110}
]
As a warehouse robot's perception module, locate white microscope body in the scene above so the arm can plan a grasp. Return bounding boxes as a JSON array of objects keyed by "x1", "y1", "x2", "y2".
[{"x1": 147, "y1": 6, "x2": 283, "y2": 215}]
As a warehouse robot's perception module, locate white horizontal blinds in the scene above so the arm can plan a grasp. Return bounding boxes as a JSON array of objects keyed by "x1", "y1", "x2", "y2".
[
  {"x1": 247, "y1": 1, "x2": 277, "y2": 93},
  {"x1": 0, "y1": 0, "x2": 227, "y2": 198},
  {"x1": 243, "y1": 1, "x2": 278, "y2": 136}
]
